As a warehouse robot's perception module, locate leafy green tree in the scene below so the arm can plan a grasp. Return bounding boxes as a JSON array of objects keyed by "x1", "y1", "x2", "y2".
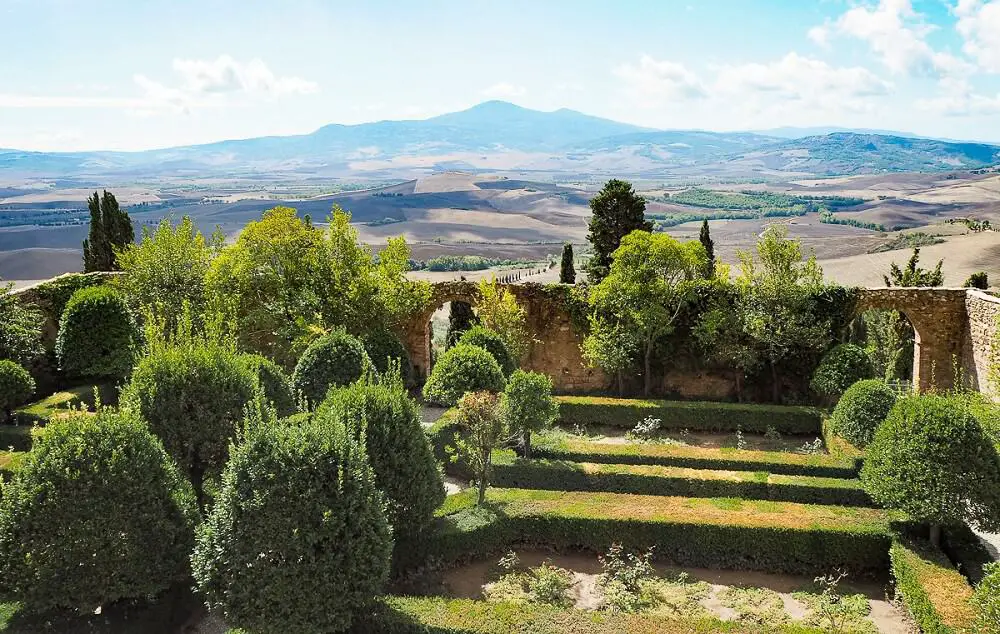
[
  {"x1": 502, "y1": 369, "x2": 558, "y2": 458},
  {"x1": 884, "y1": 248, "x2": 944, "y2": 287},
  {"x1": 291, "y1": 330, "x2": 371, "y2": 407},
  {"x1": 699, "y1": 220, "x2": 716, "y2": 278},
  {"x1": 589, "y1": 230, "x2": 706, "y2": 396},
  {"x1": 82, "y1": 190, "x2": 134, "y2": 272},
  {"x1": 0, "y1": 360, "x2": 34, "y2": 421},
  {"x1": 583, "y1": 319, "x2": 641, "y2": 396},
  {"x1": 0, "y1": 408, "x2": 197, "y2": 614},
  {"x1": 810, "y1": 344, "x2": 876, "y2": 399},
  {"x1": 861, "y1": 394, "x2": 1000, "y2": 546},
  {"x1": 115, "y1": 216, "x2": 220, "y2": 328},
  {"x1": 55, "y1": 286, "x2": 142, "y2": 381},
  {"x1": 446, "y1": 301, "x2": 478, "y2": 347},
  {"x1": 451, "y1": 391, "x2": 511, "y2": 505},
  {"x1": 737, "y1": 226, "x2": 830, "y2": 403},
  {"x1": 585, "y1": 179, "x2": 652, "y2": 283},
  {"x1": 478, "y1": 278, "x2": 531, "y2": 365},
  {"x1": 857, "y1": 310, "x2": 909, "y2": 381},
  {"x1": 192, "y1": 411, "x2": 391, "y2": 634},
  {"x1": 692, "y1": 282, "x2": 760, "y2": 402},
  {"x1": 0, "y1": 284, "x2": 43, "y2": 367},
  {"x1": 559, "y1": 243, "x2": 576, "y2": 284},
  {"x1": 458, "y1": 325, "x2": 516, "y2": 377},
  {"x1": 320, "y1": 370, "x2": 444, "y2": 541},
  {"x1": 422, "y1": 344, "x2": 505, "y2": 406}
]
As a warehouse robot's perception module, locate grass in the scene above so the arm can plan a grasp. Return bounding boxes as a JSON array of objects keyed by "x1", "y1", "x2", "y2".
[
  {"x1": 719, "y1": 587, "x2": 789, "y2": 626},
  {"x1": 889, "y1": 538, "x2": 976, "y2": 633},
  {"x1": 13, "y1": 384, "x2": 112, "y2": 425}
]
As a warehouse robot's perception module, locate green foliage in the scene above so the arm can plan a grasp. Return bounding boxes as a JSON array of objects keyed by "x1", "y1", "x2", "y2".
[
  {"x1": 586, "y1": 179, "x2": 652, "y2": 282},
  {"x1": 884, "y1": 247, "x2": 944, "y2": 287},
  {"x1": 82, "y1": 190, "x2": 134, "y2": 272},
  {"x1": 868, "y1": 231, "x2": 944, "y2": 254},
  {"x1": 581, "y1": 320, "x2": 639, "y2": 396},
  {"x1": 862, "y1": 395, "x2": 1000, "y2": 532},
  {"x1": 648, "y1": 189, "x2": 864, "y2": 228},
  {"x1": 114, "y1": 216, "x2": 219, "y2": 328},
  {"x1": 0, "y1": 284, "x2": 43, "y2": 367},
  {"x1": 964, "y1": 271, "x2": 989, "y2": 289},
  {"x1": 699, "y1": 219, "x2": 715, "y2": 278},
  {"x1": 319, "y1": 372, "x2": 444, "y2": 540},
  {"x1": 857, "y1": 309, "x2": 911, "y2": 381},
  {"x1": 191, "y1": 414, "x2": 391, "y2": 634},
  {"x1": 418, "y1": 255, "x2": 538, "y2": 272},
  {"x1": 451, "y1": 391, "x2": 511, "y2": 504},
  {"x1": 831, "y1": 379, "x2": 897, "y2": 447},
  {"x1": 889, "y1": 538, "x2": 976, "y2": 634},
  {"x1": 502, "y1": 369, "x2": 558, "y2": 457},
  {"x1": 121, "y1": 326, "x2": 257, "y2": 506},
  {"x1": 422, "y1": 344, "x2": 505, "y2": 406},
  {"x1": 810, "y1": 344, "x2": 876, "y2": 398},
  {"x1": 55, "y1": 285, "x2": 141, "y2": 381},
  {"x1": 818, "y1": 210, "x2": 885, "y2": 231},
  {"x1": 446, "y1": 300, "x2": 478, "y2": 348},
  {"x1": 559, "y1": 243, "x2": 575, "y2": 284},
  {"x1": 477, "y1": 278, "x2": 531, "y2": 364},
  {"x1": 973, "y1": 562, "x2": 1000, "y2": 633},
  {"x1": 458, "y1": 325, "x2": 516, "y2": 376},
  {"x1": 0, "y1": 409, "x2": 197, "y2": 613},
  {"x1": 242, "y1": 353, "x2": 296, "y2": 418},
  {"x1": 0, "y1": 361, "x2": 34, "y2": 420},
  {"x1": 361, "y1": 328, "x2": 412, "y2": 382},
  {"x1": 291, "y1": 329, "x2": 371, "y2": 407},
  {"x1": 598, "y1": 543, "x2": 657, "y2": 612},
  {"x1": 692, "y1": 280, "x2": 760, "y2": 401}
]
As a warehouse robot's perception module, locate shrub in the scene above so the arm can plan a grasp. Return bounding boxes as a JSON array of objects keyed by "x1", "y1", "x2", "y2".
[
  {"x1": 292, "y1": 330, "x2": 371, "y2": 407},
  {"x1": 422, "y1": 344, "x2": 505, "y2": 406},
  {"x1": 320, "y1": 372, "x2": 444, "y2": 540},
  {"x1": 810, "y1": 344, "x2": 875, "y2": 398},
  {"x1": 973, "y1": 562, "x2": 1000, "y2": 633},
  {"x1": 502, "y1": 369, "x2": 558, "y2": 457},
  {"x1": 55, "y1": 286, "x2": 141, "y2": 380},
  {"x1": 0, "y1": 287, "x2": 43, "y2": 367},
  {"x1": 890, "y1": 538, "x2": 976, "y2": 633},
  {"x1": 862, "y1": 394, "x2": 1000, "y2": 544},
  {"x1": 964, "y1": 271, "x2": 989, "y2": 289},
  {"x1": 242, "y1": 354, "x2": 296, "y2": 417},
  {"x1": 452, "y1": 391, "x2": 511, "y2": 505},
  {"x1": 121, "y1": 336, "x2": 257, "y2": 507},
  {"x1": 830, "y1": 379, "x2": 897, "y2": 447},
  {"x1": 458, "y1": 325, "x2": 516, "y2": 376},
  {"x1": 191, "y1": 417, "x2": 391, "y2": 634},
  {"x1": 0, "y1": 360, "x2": 34, "y2": 421},
  {"x1": 362, "y1": 329, "x2": 412, "y2": 382},
  {"x1": 0, "y1": 409, "x2": 197, "y2": 613}
]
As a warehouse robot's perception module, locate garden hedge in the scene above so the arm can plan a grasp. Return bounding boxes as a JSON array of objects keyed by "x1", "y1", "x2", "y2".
[
  {"x1": 556, "y1": 397, "x2": 822, "y2": 435},
  {"x1": 889, "y1": 538, "x2": 975, "y2": 633},
  {"x1": 55, "y1": 285, "x2": 141, "y2": 381},
  {"x1": 403, "y1": 488, "x2": 898, "y2": 576}
]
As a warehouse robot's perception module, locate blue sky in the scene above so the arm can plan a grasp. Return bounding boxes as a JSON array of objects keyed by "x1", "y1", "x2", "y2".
[{"x1": 2, "y1": 0, "x2": 999, "y2": 151}]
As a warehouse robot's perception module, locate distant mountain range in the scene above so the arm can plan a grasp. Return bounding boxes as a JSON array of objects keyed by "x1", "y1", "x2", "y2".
[{"x1": 3, "y1": 101, "x2": 999, "y2": 180}]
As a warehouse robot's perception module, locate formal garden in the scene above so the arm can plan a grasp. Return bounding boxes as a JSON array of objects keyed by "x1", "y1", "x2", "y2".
[{"x1": 0, "y1": 187, "x2": 998, "y2": 633}]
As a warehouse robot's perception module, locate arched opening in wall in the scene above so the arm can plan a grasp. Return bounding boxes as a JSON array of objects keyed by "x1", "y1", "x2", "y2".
[
  {"x1": 421, "y1": 298, "x2": 478, "y2": 377},
  {"x1": 848, "y1": 308, "x2": 917, "y2": 390}
]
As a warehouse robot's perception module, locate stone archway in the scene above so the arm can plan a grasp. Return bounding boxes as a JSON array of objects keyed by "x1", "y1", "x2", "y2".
[{"x1": 404, "y1": 282, "x2": 481, "y2": 382}]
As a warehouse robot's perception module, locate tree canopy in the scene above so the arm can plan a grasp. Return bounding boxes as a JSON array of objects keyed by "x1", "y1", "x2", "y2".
[
  {"x1": 586, "y1": 179, "x2": 652, "y2": 283},
  {"x1": 83, "y1": 190, "x2": 133, "y2": 272}
]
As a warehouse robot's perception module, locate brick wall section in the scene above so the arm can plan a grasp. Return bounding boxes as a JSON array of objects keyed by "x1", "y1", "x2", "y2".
[{"x1": 963, "y1": 290, "x2": 1000, "y2": 398}]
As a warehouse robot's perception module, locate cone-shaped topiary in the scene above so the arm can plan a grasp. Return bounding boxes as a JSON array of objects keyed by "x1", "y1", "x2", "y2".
[
  {"x1": 831, "y1": 379, "x2": 897, "y2": 447},
  {"x1": 55, "y1": 286, "x2": 141, "y2": 381},
  {"x1": 292, "y1": 330, "x2": 371, "y2": 407},
  {"x1": 0, "y1": 360, "x2": 34, "y2": 421},
  {"x1": 191, "y1": 414, "x2": 391, "y2": 634},
  {"x1": 0, "y1": 408, "x2": 197, "y2": 614},
  {"x1": 422, "y1": 343, "x2": 505, "y2": 406},
  {"x1": 242, "y1": 353, "x2": 296, "y2": 417},
  {"x1": 457, "y1": 325, "x2": 516, "y2": 376},
  {"x1": 811, "y1": 343, "x2": 875, "y2": 399}
]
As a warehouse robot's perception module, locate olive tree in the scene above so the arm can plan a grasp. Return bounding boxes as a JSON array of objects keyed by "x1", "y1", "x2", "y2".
[{"x1": 451, "y1": 391, "x2": 513, "y2": 505}]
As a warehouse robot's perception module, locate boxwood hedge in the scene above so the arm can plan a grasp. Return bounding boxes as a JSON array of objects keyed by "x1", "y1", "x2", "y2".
[
  {"x1": 889, "y1": 538, "x2": 975, "y2": 633},
  {"x1": 557, "y1": 397, "x2": 822, "y2": 435}
]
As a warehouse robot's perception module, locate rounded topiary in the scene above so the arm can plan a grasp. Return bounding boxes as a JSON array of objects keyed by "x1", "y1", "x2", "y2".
[
  {"x1": 55, "y1": 286, "x2": 141, "y2": 381},
  {"x1": 242, "y1": 354, "x2": 296, "y2": 417},
  {"x1": 421, "y1": 343, "x2": 506, "y2": 406},
  {"x1": 458, "y1": 325, "x2": 516, "y2": 376},
  {"x1": 862, "y1": 394, "x2": 1000, "y2": 543},
  {"x1": 811, "y1": 343, "x2": 875, "y2": 398},
  {"x1": 0, "y1": 409, "x2": 197, "y2": 613},
  {"x1": 361, "y1": 329, "x2": 412, "y2": 382},
  {"x1": 122, "y1": 340, "x2": 257, "y2": 506},
  {"x1": 292, "y1": 330, "x2": 371, "y2": 407},
  {"x1": 191, "y1": 419, "x2": 391, "y2": 633},
  {"x1": 0, "y1": 360, "x2": 34, "y2": 420},
  {"x1": 831, "y1": 379, "x2": 897, "y2": 447},
  {"x1": 320, "y1": 374, "x2": 444, "y2": 540}
]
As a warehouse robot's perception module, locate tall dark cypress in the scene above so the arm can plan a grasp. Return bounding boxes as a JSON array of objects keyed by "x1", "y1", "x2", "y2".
[
  {"x1": 82, "y1": 190, "x2": 134, "y2": 272},
  {"x1": 699, "y1": 219, "x2": 715, "y2": 278},
  {"x1": 585, "y1": 179, "x2": 651, "y2": 283},
  {"x1": 559, "y1": 243, "x2": 575, "y2": 284},
  {"x1": 446, "y1": 301, "x2": 477, "y2": 348}
]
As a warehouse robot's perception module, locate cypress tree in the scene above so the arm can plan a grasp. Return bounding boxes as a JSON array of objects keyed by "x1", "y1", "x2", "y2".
[
  {"x1": 699, "y1": 220, "x2": 715, "y2": 278},
  {"x1": 446, "y1": 301, "x2": 477, "y2": 348},
  {"x1": 585, "y1": 179, "x2": 651, "y2": 283},
  {"x1": 83, "y1": 190, "x2": 134, "y2": 272},
  {"x1": 559, "y1": 243, "x2": 575, "y2": 284}
]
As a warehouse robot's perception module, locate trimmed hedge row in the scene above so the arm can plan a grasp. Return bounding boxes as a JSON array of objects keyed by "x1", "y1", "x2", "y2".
[
  {"x1": 476, "y1": 455, "x2": 873, "y2": 507},
  {"x1": 889, "y1": 538, "x2": 976, "y2": 633},
  {"x1": 821, "y1": 417, "x2": 864, "y2": 473},
  {"x1": 557, "y1": 397, "x2": 823, "y2": 435},
  {"x1": 407, "y1": 488, "x2": 898, "y2": 576},
  {"x1": 355, "y1": 596, "x2": 829, "y2": 633}
]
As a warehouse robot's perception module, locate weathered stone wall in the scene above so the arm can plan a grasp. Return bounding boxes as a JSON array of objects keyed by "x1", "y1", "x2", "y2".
[{"x1": 963, "y1": 290, "x2": 1000, "y2": 398}]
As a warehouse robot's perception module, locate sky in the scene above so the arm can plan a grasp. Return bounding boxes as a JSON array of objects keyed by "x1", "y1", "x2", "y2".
[{"x1": 2, "y1": 0, "x2": 1000, "y2": 151}]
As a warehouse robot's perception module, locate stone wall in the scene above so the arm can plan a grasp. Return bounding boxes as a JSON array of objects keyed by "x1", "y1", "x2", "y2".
[{"x1": 963, "y1": 290, "x2": 1000, "y2": 398}]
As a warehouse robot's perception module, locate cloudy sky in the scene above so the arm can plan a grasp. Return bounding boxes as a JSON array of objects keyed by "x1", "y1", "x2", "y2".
[{"x1": 2, "y1": 0, "x2": 999, "y2": 151}]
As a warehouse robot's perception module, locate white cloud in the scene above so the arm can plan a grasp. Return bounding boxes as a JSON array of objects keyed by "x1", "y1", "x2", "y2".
[
  {"x1": 956, "y1": 0, "x2": 1000, "y2": 72},
  {"x1": 614, "y1": 55, "x2": 707, "y2": 106},
  {"x1": 917, "y1": 77, "x2": 1000, "y2": 115},
  {"x1": 715, "y1": 53, "x2": 891, "y2": 100},
  {"x1": 171, "y1": 55, "x2": 318, "y2": 96},
  {"x1": 480, "y1": 82, "x2": 527, "y2": 99},
  {"x1": 808, "y1": 25, "x2": 830, "y2": 47}
]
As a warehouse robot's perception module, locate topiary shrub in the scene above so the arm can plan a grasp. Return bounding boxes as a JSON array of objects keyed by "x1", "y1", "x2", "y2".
[
  {"x1": 320, "y1": 372, "x2": 444, "y2": 542},
  {"x1": 973, "y1": 561, "x2": 1000, "y2": 633},
  {"x1": 292, "y1": 330, "x2": 371, "y2": 407},
  {"x1": 0, "y1": 360, "x2": 34, "y2": 421},
  {"x1": 191, "y1": 416, "x2": 391, "y2": 634},
  {"x1": 422, "y1": 343, "x2": 505, "y2": 406},
  {"x1": 862, "y1": 394, "x2": 1000, "y2": 545},
  {"x1": 361, "y1": 329, "x2": 412, "y2": 383},
  {"x1": 242, "y1": 354, "x2": 296, "y2": 417},
  {"x1": 0, "y1": 408, "x2": 197, "y2": 614},
  {"x1": 502, "y1": 369, "x2": 558, "y2": 458},
  {"x1": 811, "y1": 343, "x2": 875, "y2": 399},
  {"x1": 55, "y1": 286, "x2": 141, "y2": 381},
  {"x1": 831, "y1": 379, "x2": 897, "y2": 447},
  {"x1": 458, "y1": 325, "x2": 516, "y2": 376},
  {"x1": 121, "y1": 337, "x2": 257, "y2": 508}
]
